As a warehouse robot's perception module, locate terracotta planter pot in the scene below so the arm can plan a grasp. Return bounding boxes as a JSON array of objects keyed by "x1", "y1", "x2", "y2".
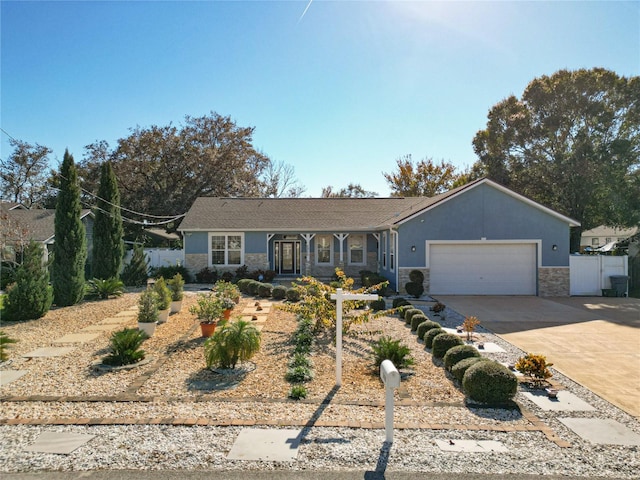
[
  {"x1": 170, "y1": 300, "x2": 182, "y2": 314},
  {"x1": 223, "y1": 309, "x2": 232, "y2": 320},
  {"x1": 158, "y1": 308, "x2": 170, "y2": 324},
  {"x1": 200, "y1": 322, "x2": 217, "y2": 338}
]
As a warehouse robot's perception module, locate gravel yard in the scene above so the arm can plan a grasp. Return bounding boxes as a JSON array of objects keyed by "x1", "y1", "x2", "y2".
[{"x1": 1, "y1": 291, "x2": 639, "y2": 477}]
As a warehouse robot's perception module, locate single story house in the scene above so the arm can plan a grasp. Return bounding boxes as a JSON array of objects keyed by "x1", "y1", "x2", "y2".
[
  {"x1": 179, "y1": 178, "x2": 580, "y2": 296},
  {"x1": 580, "y1": 225, "x2": 639, "y2": 252},
  {"x1": 0, "y1": 205, "x2": 94, "y2": 266}
]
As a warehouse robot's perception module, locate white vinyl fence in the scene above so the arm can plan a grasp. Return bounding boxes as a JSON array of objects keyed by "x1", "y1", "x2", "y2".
[
  {"x1": 570, "y1": 255, "x2": 628, "y2": 296},
  {"x1": 124, "y1": 248, "x2": 184, "y2": 269}
]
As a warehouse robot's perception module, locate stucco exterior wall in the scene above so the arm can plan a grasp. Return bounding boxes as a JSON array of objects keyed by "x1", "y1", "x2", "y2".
[{"x1": 538, "y1": 267, "x2": 570, "y2": 296}]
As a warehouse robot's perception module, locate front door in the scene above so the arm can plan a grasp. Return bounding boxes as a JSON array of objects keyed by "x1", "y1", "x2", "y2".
[{"x1": 275, "y1": 241, "x2": 301, "y2": 274}]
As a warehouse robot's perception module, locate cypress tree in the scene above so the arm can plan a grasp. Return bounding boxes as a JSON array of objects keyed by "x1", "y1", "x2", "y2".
[
  {"x1": 5, "y1": 241, "x2": 53, "y2": 321},
  {"x1": 52, "y1": 149, "x2": 87, "y2": 306},
  {"x1": 121, "y1": 244, "x2": 149, "y2": 287},
  {"x1": 92, "y1": 161, "x2": 124, "y2": 279}
]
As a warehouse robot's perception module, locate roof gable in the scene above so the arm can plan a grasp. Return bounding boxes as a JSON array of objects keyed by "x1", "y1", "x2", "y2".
[{"x1": 1, "y1": 209, "x2": 92, "y2": 243}]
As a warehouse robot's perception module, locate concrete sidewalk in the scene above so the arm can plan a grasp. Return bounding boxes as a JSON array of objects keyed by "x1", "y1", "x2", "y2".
[{"x1": 436, "y1": 296, "x2": 640, "y2": 419}]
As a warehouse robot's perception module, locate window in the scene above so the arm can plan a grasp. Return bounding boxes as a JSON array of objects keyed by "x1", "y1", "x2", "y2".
[
  {"x1": 592, "y1": 238, "x2": 599, "y2": 246},
  {"x1": 316, "y1": 235, "x2": 332, "y2": 264},
  {"x1": 349, "y1": 234, "x2": 365, "y2": 264},
  {"x1": 390, "y1": 232, "x2": 396, "y2": 271},
  {"x1": 382, "y1": 231, "x2": 387, "y2": 268},
  {"x1": 210, "y1": 233, "x2": 243, "y2": 266},
  {"x1": 605, "y1": 237, "x2": 612, "y2": 243}
]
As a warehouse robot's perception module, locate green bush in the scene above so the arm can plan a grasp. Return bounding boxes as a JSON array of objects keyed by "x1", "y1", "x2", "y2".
[
  {"x1": 409, "y1": 270, "x2": 425, "y2": 284},
  {"x1": 360, "y1": 270, "x2": 387, "y2": 287},
  {"x1": 288, "y1": 353, "x2": 313, "y2": 369},
  {"x1": 285, "y1": 365, "x2": 314, "y2": 383},
  {"x1": 463, "y1": 361, "x2": 518, "y2": 404},
  {"x1": 396, "y1": 304, "x2": 412, "y2": 319},
  {"x1": 0, "y1": 330, "x2": 18, "y2": 361},
  {"x1": 371, "y1": 336, "x2": 415, "y2": 369},
  {"x1": 405, "y1": 281, "x2": 424, "y2": 298},
  {"x1": 392, "y1": 297, "x2": 409, "y2": 308},
  {"x1": 416, "y1": 320, "x2": 441, "y2": 340},
  {"x1": 451, "y1": 357, "x2": 491, "y2": 383},
  {"x1": 0, "y1": 262, "x2": 16, "y2": 290},
  {"x1": 204, "y1": 320, "x2": 261, "y2": 369},
  {"x1": 103, "y1": 328, "x2": 147, "y2": 366},
  {"x1": 236, "y1": 278, "x2": 253, "y2": 294},
  {"x1": 432, "y1": 333, "x2": 464, "y2": 359},
  {"x1": 167, "y1": 273, "x2": 185, "y2": 301},
  {"x1": 152, "y1": 277, "x2": 172, "y2": 310},
  {"x1": 121, "y1": 245, "x2": 149, "y2": 287},
  {"x1": 424, "y1": 328, "x2": 445, "y2": 349},
  {"x1": 410, "y1": 314, "x2": 428, "y2": 332},
  {"x1": 288, "y1": 385, "x2": 308, "y2": 400},
  {"x1": 257, "y1": 283, "x2": 273, "y2": 298},
  {"x1": 272, "y1": 285, "x2": 287, "y2": 300},
  {"x1": 195, "y1": 266, "x2": 218, "y2": 284},
  {"x1": 404, "y1": 308, "x2": 423, "y2": 325},
  {"x1": 443, "y1": 345, "x2": 480, "y2": 371},
  {"x1": 370, "y1": 298, "x2": 386, "y2": 311},
  {"x1": 150, "y1": 265, "x2": 192, "y2": 283},
  {"x1": 87, "y1": 277, "x2": 124, "y2": 300},
  {"x1": 247, "y1": 280, "x2": 261, "y2": 296},
  {"x1": 285, "y1": 287, "x2": 301, "y2": 302}
]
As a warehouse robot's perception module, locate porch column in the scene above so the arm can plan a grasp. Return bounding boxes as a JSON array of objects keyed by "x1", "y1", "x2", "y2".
[
  {"x1": 334, "y1": 233, "x2": 349, "y2": 266},
  {"x1": 372, "y1": 233, "x2": 380, "y2": 271},
  {"x1": 267, "y1": 234, "x2": 275, "y2": 270},
  {"x1": 300, "y1": 234, "x2": 315, "y2": 276}
]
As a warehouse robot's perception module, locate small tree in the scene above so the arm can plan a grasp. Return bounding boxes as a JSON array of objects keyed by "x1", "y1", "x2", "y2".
[
  {"x1": 4, "y1": 241, "x2": 53, "y2": 321},
  {"x1": 204, "y1": 319, "x2": 261, "y2": 369},
  {"x1": 52, "y1": 150, "x2": 87, "y2": 306},
  {"x1": 462, "y1": 316, "x2": 481, "y2": 341},
  {"x1": 121, "y1": 245, "x2": 148, "y2": 287},
  {"x1": 92, "y1": 161, "x2": 124, "y2": 280},
  {"x1": 515, "y1": 353, "x2": 554, "y2": 387}
]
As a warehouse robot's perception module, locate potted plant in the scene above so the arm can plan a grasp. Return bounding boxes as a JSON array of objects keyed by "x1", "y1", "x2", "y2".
[
  {"x1": 153, "y1": 277, "x2": 172, "y2": 323},
  {"x1": 189, "y1": 293, "x2": 225, "y2": 337},
  {"x1": 212, "y1": 280, "x2": 241, "y2": 304},
  {"x1": 137, "y1": 289, "x2": 159, "y2": 337},
  {"x1": 220, "y1": 295, "x2": 236, "y2": 320},
  {"x1": 167, "y1": 273, "x2": 185, "y2": 313}
]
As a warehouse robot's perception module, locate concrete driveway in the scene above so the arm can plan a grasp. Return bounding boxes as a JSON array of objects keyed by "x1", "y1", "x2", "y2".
[{"x1": 437, "y1": 296, "x2": 640, "y2": 419}]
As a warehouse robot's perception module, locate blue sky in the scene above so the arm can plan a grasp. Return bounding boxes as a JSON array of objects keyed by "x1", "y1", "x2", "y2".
[{"x1": 2, "y1": 1, "x2": 639, "y2": 199}]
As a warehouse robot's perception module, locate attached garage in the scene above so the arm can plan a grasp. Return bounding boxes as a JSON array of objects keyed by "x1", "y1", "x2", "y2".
[{"x1": 428, "y1": 242, "x2": 538, "y2": 295}]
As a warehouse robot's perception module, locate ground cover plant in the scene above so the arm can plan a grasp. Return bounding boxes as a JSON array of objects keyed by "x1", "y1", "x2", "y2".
[
  {"x1": 103, "y1": 328, "x2": 148, "y2": 366},
  {"x1": 371, "y1": 336, "x2": 415, "y2": 369}
]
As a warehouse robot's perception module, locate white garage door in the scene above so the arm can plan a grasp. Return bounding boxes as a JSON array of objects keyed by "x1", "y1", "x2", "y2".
[{"x1": 429, "y1": 243, "x2": 537, "y2": 295}]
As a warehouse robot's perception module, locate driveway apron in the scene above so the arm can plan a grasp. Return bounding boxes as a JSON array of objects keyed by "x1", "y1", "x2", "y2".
[{"x1": 436, "y1": 296, "x2": 640, "y2": 419}]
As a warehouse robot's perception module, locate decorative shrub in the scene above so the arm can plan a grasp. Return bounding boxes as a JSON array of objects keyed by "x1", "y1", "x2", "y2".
[
  {"x1": 443, "y1": 345, "x2": 480, "y2": 371},
  {"x1": 247, "y1": 280, "x2": 261, "y2": 296},
  {"x1": 0, "y1": 330, "x2": 18, "y2": 361},
  {"x1": 410, "y1": 314, "x2": 428, "y2": 332},
  {"x1": 285, "y1": 365, "x2": 314, "y2": 383},
  {"x1": 424, "y1": 328, "x2": 445, "y2": 349},
  {"x1": 397, "y1": 304, "x2": 412, "y2": 319},
  {"x1": 392, "y1": 297, "x2": 409, "y2": 308},
  {"x1": 370, "y1": 298, "x2": 386, "y2": 311},
  {"x1": 463, "y1": 361, "x2": 518, "y2": 404},
  {"x1": 416, "y1": 320, "x2": 441, "y2": 340},
  {"x1": 103, "y1": 328, "x2": 147, "y2": 366},
  {"x1": 404, "y1": 308, "x2": 423, "y2": 325},
  {"x1": 371, "y1": 336, "x2": 415, "y2": 369},
  {"x1": 289, "y1": 385, "x2": 308, "y2": 400},
  {"x1": 360, "y1": 270, "x2": 387, "y2": 287},
  {"x1": 204, "y1": 320, "x2": 261, "y2": 369},
  {"x1": 515, "y1": 353, "x2": 554, "y2": 387},
  {"x1": 432, "y1": 302, "x2": 446, "y2": 313},
  {"x1": 137, "y1": 289, "x2": 159, "y2": 324},
  {"x1": 236, "y1": 278, "x2": 253, "y2": 294},
  {"x1": 121, "y1": 245, "x2": 148, "y2": 287},
  {"x1": 87, "y1": 277, "x2": 124, "y2": 300},
  {"x1": 462, "y1": 316, "x2": 481, "y2": 341},
  {"x1": 431, "y1": 333, "x2": 464, "y2": 358},
  {"x1": 152, "y1": 277, "x2": 172, "y2": 310},
  {"x1": 150, "y1": 265, "x2": 192, "y2": 283},
  {"x1": 234, "y1": 265, "x2": 250, "y2": 280},
  {"x1": 288, "y1": 353, "x2": 313, "y2": 369},
  {"x1": 285, "y1": 287, "x2": 301, "y2": 302},
  {"x1": 252, "y1": 269, "x2": 277, "y2": 282},
  {"x1": 195, "y1": 266, "x2": 218, "y2": 284},
  {"x1": 220, "y1": 271, "x2": 234, "y2": 283},
  {"x1": 0, "y1": 262, "x2": 16, "y2": 290},
  {"x1": 257, "y1": 282, "x2": 273, "y2": 298},
  {"x1": 405, "y1": 281, "x2": 424, "y2": 298},
  {"x1": 167, "y1": 273, "x2": 185, "y2": 301},
  {"x1": 272, "y1": 285, "x2": 287, "y2": 300},
  {"x1": 409, "y1": 270, "x2": 425, "y2": 284},
  {"x1": 451, "y1": 357, "x2": 491, "y2": 383}
]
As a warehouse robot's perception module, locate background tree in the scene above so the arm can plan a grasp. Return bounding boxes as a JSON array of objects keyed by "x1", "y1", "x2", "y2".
[
  {"x1": 92, "y1": 161, "x2": 124, "y2": 279},
  {"x1": 383, "y1": 155, "x2": 462, "y2": 197},
  {"x1": 321, "y1": 183, "x2": 378, "y2": 198},
  {"x1": 4, "y1": 241, "x2": 53, "y2": 321},
  {"x1": 472, "y1": 68, "x2": 640, "y2": 250},
  {"x1": 261, "y1": 159, "x2": 305, "y2": 197},
  {"x1": 52, "y1": 150, "x2": 87, "y2": 306},
  {"x1": 78, "y1": 112, "x2": 274, "y2": 219},
  {"x1": 0, "y1": 138, "x2": 52, "y2": 207}
]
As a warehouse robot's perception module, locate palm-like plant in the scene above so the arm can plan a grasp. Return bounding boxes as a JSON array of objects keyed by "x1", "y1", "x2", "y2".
[
  {"x1": 204, "y1": 319, "x2": 261, "y2": 369},
  {"x1": 103, "y1": 328, "x2": 147, "y2": 366},
  {"x1": 87, "y1": 277, "x2": 125, "y2": 300}
]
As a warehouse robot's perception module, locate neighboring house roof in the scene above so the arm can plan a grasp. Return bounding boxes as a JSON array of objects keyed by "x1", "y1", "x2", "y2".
[
  {"x1": 580, "y1": 225, "x2": 638, "y2": 239},
  {"x1": 1, "y1": 208, "x2": 92, "y2": 243},
  {"x1": 0, "y1": 201, "x2": 26, "y2": 211},
  {"x1": 180, "y1": 178, "x2": 580, "y2": 232}
]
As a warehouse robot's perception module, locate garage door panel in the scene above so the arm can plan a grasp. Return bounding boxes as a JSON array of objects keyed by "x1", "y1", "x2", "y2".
[{"x1": 429, "y1": 243, "x2": 536, "y2": 295}]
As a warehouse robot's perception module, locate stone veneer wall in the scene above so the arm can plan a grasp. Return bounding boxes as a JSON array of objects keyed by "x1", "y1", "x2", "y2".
[
  {"x1": 185, "y1": 254, "x2": 208, "y2": 278},
  {"x1": 538, "y1": 267, "x2": 570, "y2": 297},
  {"x1": 398, "y1": 267, "x2": 429, "y2": 295},
  {"x1": 184, "y1": 253, "x2": 268, "y2": 279}
]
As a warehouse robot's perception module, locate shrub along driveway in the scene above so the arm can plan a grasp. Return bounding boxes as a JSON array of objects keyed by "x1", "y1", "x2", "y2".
[{"x1": 436, "y1": 295, "x2": 640, "y2": 419}]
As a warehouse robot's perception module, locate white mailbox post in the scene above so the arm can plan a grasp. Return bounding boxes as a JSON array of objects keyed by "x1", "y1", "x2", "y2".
[
  {"x1": 330, "y1": 288, "x2": 379, "y2": 387},
  {"x1": 380, "y1": 359, "x2": 401, "y2": 443}
]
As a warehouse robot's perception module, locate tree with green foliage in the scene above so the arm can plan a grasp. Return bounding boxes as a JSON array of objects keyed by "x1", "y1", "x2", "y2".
[
  {"x1": 52, "y1": 150, "x2": 87, "y2": 306},
  {"x1": 383, "y1": 155, "x2": 463, "y2": 197},
  {"x1": 4, "y1": 241, "x2": 53, "y2": 321},
  {"x1": 0, "y1": 138, "x2": 52, "y2": 208},
  {"x1": 472, "y1": 68, "x2": 640, "y2": 251},
  {"x1": 92, "y1": 161, "x2": 124, "y2": 279},
  {"x1": 121, "y1": 244, "x2": 149, "y2": 287},
  {"x1": 321, "y1": 183, "x2": 378, "y2": 198}
]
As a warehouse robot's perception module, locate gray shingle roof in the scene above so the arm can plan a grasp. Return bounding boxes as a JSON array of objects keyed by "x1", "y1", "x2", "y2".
[{"x1": 1, "y1": 209, "x2": 92, "y2": 243}]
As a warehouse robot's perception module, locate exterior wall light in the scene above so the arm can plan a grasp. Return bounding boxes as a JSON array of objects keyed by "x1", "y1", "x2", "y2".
[
  {"x1": 552, "y1": 244, "x2": 558, "y2": 251},
  {"x1": 411, "y1": 245, "x2": 416, "y2": 252}
]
